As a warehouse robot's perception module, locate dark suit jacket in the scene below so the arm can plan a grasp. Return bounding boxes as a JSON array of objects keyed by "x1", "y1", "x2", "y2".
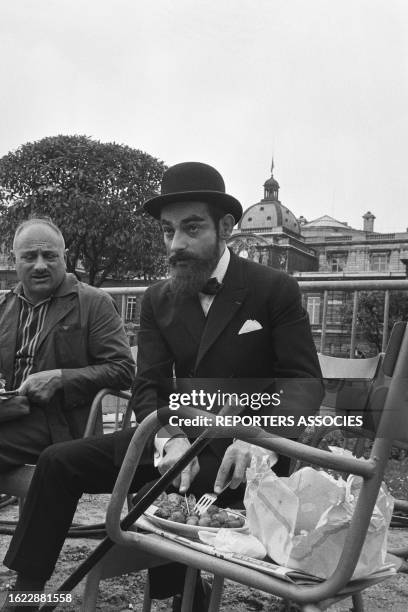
[
  {"x1": 0, "y1": 273, "x2": 134, "y2": 442},
  {"x1": 129, "y1": 252, "x2": 322, "y2": 463}
]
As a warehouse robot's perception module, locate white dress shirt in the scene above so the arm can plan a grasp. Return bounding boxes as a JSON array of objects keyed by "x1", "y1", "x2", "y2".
[{"x1": 198, "y1": 246, "x2": 230, "y2": 316}]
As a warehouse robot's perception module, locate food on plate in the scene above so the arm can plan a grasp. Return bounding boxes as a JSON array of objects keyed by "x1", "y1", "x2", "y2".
[{"x1": 151, "y1": 492, "x2": 245, "y2": 528}]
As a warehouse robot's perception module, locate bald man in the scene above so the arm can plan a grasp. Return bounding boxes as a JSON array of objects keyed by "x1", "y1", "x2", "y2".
[{"x1": 0, "y1": 217, "x2": 134, "y2": 472}]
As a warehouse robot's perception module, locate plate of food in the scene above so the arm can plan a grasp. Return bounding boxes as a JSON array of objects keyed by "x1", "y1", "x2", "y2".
[{"x1": 144, "y1": 492, "x2": 247, "y2": 539}]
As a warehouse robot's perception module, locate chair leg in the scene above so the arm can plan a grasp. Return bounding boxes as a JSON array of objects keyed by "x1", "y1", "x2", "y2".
[
  {"x1": 208, "y1": 575, "x2": 224, "y2": 612},
  {"x1": 81, "y1": 563, "x2": 104, "y2": 611},
  {"x1": 181, "y1": 566, "x2": 197, "y2": 612},
  {"x1": 142, "y1": 575, "x2": 152, "y2": 612},
  {"x1": 351, "y1": 592, "x2": 364, "y2": 612},
  {"x1": 18, "y1": 496, "x2": 25, "y2": 514}
]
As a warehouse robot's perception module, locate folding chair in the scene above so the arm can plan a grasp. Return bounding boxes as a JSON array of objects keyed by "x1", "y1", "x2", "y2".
[
  {"x1": 312, "y1": 352, "x2": 382, "y2": 454},
  {"x1": 0, "y1": 386, "x2": 132, "y2": 514},
  {"x1": 0, "y1": 347, "x2": 138, "y2": 508},
  {"x1": 105, "y1": 321, "x2": 408, "y2": 612},
  {"x1": 314, "y1": 334, "x2": 408, "y2": 553}
]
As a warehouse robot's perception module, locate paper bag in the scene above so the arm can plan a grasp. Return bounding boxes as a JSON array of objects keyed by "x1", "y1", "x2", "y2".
[{"x1": 244, "y1": 461, "x2": 394, "y2": 580}]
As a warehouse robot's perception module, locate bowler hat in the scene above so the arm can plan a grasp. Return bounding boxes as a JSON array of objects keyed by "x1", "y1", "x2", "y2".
[{"x1": 143, "y1": 162, "x2": 243, "y2": 223}]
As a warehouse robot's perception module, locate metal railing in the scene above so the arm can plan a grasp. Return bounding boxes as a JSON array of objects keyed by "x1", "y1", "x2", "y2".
[
  {"x1": 297, "y1": 279, "x2": 408, "y2": 356},
  {"x1": 3, "y1": 279, "x2": 408, "y2": 357}
]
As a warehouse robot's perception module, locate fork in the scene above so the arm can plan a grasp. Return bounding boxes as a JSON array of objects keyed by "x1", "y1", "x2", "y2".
[{"x1": 193, "y1": 479, "x2": 232, "y2": 516}]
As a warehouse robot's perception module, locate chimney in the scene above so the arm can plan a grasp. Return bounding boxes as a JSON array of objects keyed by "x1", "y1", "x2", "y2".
[{"x1": 363, "y1": 211, "x2": 375, "y2": 232}]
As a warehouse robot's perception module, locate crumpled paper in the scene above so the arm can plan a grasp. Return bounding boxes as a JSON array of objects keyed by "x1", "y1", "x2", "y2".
[
  {"x1": 198, "y1": 528, "x2": 267, "y2": 559},
  {"x1": 244, "y1": 456, "x2": 394, "y2": 579}
]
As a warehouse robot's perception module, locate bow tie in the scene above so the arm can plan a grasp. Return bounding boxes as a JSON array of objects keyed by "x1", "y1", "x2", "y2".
[{"x1": 201, "y1": 277, "x2": 223, "y2": 295}]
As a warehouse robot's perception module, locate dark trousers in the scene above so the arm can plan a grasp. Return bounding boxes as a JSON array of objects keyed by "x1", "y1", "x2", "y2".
[
  {"x1": 3, "y1": 428, "x2": 243, "y2": 596},
  {"x1": 0, "y1": 408, "x2": 53, "y2": 472}
]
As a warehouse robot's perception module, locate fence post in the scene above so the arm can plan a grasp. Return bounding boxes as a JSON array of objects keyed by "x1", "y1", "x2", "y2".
[
  {"x1": 382, "y1": 290, "x2": 390, "y2": 352},
  {"x1": 121, "y1": 294, "x2": 126, "y2": 322},
  {"x1": 320, "y1": 290, "x2": 328, "y2": 354},
  {"x1": 349, "y1": 290, "x2": 359, "y2": 358}
]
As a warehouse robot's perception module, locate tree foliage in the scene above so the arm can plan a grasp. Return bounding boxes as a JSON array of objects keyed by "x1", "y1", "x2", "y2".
[
  {"x1": 341, "y1": 291, "x2": 408, "y2": 353},
  {"x1": 0, "y1": 135, "x2": 167, "y2": 285}
]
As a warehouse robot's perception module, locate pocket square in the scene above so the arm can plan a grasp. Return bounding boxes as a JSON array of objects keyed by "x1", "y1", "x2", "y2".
[{"x1": 238, "y1": 319, "x2": 263, "y2": 335}]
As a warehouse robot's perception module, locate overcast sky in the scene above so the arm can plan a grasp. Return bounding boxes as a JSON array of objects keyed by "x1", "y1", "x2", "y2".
[{"x1": 1, "y1": 0, "x2": 407, "y2": 232}]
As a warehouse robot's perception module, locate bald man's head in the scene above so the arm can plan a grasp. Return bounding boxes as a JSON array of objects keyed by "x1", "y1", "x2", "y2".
[
  {"x1": 12, "y1": 219, "x2": 67, "y2": 304},
  {"x1": 13, "y1": 218, "x2": 65, "y2": 251}
]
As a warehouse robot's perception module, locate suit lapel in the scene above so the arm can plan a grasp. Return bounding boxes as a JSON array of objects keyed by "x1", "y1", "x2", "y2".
[
  {"x1": 175, "y1": 295, "x2": 206, "y2": 345},
  {"x1": 36, "y1": 275, "x2": 79, "y2": 350},
  {"x1": 37, "y1": 294, "x2": 77, "y2": 350},
  {"x1": 158, "y1": 284, "x2": 206, "y2": 355},
  {"x1": 0, "y1": 293, "x2": 20, "y2": 382},
  {"x1": 195, "y1": 253, "x2": 248, "y2": 368}
]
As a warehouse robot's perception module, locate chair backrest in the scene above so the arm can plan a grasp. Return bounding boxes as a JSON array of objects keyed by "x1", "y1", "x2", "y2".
[
  {"x1": 318, "y1": 324, "x2": 408, "y2": 441},
  {"x1": 99, "y1": 346, "x2": 137, "y2": 431},
  {"x1": 347, "y1": 321, "x2": 408, "y2": 442},
  {"x1": 318, "y1": 353, "x2": 382, "y2": 422},
  {"x1": 318, "y1": 353, "x2": 381, "y2": 380},
  {"x1": 373, "y1": 321, "x2": 408, "y2": 443}
]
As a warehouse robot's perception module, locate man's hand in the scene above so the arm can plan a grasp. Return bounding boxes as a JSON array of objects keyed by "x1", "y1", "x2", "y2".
[
  {"x1": 214, "y1": 440, "x2": 253, "y2": 493},
  {"x1": 18, "y1": 370, "x2": 63, "y2": 405},
  {"x1": 157, "y1": 437, "x2": 200, "y2": 494}
]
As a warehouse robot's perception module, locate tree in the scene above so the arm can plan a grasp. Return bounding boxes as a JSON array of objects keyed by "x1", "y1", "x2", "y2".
[
  {"x1": 0, "y1": 135, "x2": 167, "y2": 285},
  {"x1": 341, "y1": 291, "x2": 408, "y2": 354}
]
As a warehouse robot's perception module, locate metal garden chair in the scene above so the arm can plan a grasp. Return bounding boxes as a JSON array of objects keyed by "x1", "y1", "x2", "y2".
[
  {"x1": 103, "y1": 321, "x2": 408, "y2": 612},
  {"x1": 0, "y1": 347, "x2": 138, "y2": 509}
]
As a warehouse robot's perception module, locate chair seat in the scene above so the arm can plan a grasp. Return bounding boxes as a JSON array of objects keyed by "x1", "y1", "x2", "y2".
[{"x1": 118, "y1": 527, "x2": 396, "y2": 605}]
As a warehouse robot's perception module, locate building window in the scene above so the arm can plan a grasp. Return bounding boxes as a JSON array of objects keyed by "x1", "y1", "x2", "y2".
[
  {"x1": 370, "y1": 253, "x2": 388, "y2": 272},
  {"x1": 126, "y1": 296, "x2": 138, "y2": 322},
  {"x1": 329, "y1": 254, "x2": 347, "y2": 272},
  {"x1": 307, "y1": 296, "x2": 320, "y2": 325},
  {"x1": 327, "y1": 297, "x2": 344, "y2": 325}
]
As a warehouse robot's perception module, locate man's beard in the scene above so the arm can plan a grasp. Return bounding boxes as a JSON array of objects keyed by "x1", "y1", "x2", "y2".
[{"x1": 169, "y1": 246, "x2": 219, "y2": 300}]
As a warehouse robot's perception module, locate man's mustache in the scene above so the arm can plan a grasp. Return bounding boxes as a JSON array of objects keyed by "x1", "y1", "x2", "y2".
[{"x1": 168, "y1": 253, "x2": 200, "y2": 265}]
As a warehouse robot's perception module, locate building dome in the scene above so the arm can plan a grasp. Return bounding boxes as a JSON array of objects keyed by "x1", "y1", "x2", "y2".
[
  {"x1": 238, "y1": 160, "x2": 300, "y2": 235},
  {"x1": 240, "y1": 201, "x2": 300, "y2": 234},
  {"x1": 263, "y1": 176, "x2": 280, "y2": 190}
]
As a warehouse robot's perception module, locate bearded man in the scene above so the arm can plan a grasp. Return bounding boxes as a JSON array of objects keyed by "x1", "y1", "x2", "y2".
[{"x1": 2, "y1": 162, "x2": 322, "y2": 612}]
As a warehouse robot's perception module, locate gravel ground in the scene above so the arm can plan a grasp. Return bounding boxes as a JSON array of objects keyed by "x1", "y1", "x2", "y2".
[{"x1": 1, "y1": 459, "x2": 408, "y2": 611}]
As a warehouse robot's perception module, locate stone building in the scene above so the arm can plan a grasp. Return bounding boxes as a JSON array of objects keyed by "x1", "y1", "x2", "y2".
[
  {"x1": 298, "y1": 213, "x2": 408, "y2": 279},
  {"x1": 228, "y1": 163, "x2": 408, "y2": 279},
  {"x1": 228, "y1": 161, "x2": 318, "y2": 274},
  {"x1": 227, "y1": 164, "x2": 408, "y2": 356}
]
